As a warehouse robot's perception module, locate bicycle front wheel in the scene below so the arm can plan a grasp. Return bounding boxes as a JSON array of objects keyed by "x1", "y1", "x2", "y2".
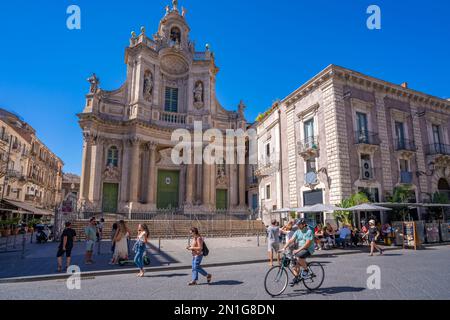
[
  {"x1": 264, "y1": 266, "x2": 289, "y2": 297},
  {"x1": 303, "y1": 262, "x2": 325, "y2": 291}
]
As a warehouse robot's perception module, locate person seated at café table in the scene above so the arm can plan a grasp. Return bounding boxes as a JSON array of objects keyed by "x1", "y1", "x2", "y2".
[
  {"x1": 335, "y1": 224, "x2": 352, "y2": 248},
  {"x1": 314, "y1": 224, "x2": 324, "y2": 251},
  {"x1": 324, "y1": 223, "x2": 336, "y2": 247},
  {"x1": 382, "y1": 222, "x2": 393, "y2": 246},
  {"x1": 350, "y1": 226, "x2": 361, "y2": 246}
]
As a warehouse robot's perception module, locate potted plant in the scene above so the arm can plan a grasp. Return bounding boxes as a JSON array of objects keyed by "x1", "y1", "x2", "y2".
[{"x1": 0, "y1": 219, "x2": 12, "y2": 237}]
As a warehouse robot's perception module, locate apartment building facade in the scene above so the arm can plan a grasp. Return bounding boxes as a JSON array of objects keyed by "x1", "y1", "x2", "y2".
[
  {"x1": 257, "y1": 65, "x2": 450, "y2": 224},
  {"x1": 0, "y1": 108, "x2": 64, "y2": 218}
]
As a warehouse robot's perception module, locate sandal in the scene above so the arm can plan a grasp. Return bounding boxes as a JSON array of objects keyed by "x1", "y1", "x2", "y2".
[
  {"x1": 207, "y1": 274, "x2": 212, "y2": 284},
  {"x1": 188, "y1": 281, "x2": 198, "y2": 286}
]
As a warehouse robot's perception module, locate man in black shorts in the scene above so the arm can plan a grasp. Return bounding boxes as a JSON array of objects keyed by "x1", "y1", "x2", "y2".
[{"x1": 57, "y1": 222, "x2": 77, "y2": 272}]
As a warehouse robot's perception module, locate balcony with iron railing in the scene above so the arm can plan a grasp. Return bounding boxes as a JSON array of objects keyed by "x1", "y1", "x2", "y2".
[
  {"x1": 355, "y1": 130, "x2": 381, "y2": 145},
  {"x1": 426, "y1": 143, "x2": 450, "y2": 156},
  {"x1": 400, "y1": 171, "x2": 413, "y2": 184},
  {"x1": 255, "y1": 153, "x2": 280, "y2": 177},
  {"x1": 395, "y1": 139, "x2": 417, "y2": 152},
  {"x1": 298, "y1": 136, "x2": 320, "y2": 159}
]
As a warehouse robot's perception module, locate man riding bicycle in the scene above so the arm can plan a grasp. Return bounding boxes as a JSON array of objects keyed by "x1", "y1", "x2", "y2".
[{"x1": 281, "y1": 219, "x2": 315, "y2": 286}]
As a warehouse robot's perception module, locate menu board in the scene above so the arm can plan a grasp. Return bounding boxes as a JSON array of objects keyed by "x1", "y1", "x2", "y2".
[{"x1": 403, "y1": 222, "x2": 420, "y2": 250}]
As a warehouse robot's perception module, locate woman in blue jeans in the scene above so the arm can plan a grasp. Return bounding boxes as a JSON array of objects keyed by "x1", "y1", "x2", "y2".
[
  {"x1": 134, "y1": 224, "x2": 149, "y2": 278},
  {"x1": 186, "y1": 227, "x2": 212, "y2": 286}
]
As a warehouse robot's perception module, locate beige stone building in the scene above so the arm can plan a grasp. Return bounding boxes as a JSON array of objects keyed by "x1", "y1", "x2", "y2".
[
  {"x1": 78, "y1": 2, "x2": 254, "y2": 215},
  {"x1": 0, "y1": 108, "x2": 64, "y2": 219},
  {"x1": 257, "y1": 65, "x2": 450, "y2": 225}
]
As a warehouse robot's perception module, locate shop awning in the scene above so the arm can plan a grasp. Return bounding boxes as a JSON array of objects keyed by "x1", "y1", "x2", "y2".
[{"x1": 2, "y1": 200, "x2": 54, "y2": 216}]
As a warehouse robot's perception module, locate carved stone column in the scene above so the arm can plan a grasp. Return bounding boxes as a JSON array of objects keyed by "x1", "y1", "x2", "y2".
[
  {"x1": 210, "y1": 163, "x2": 216, "y2": 208},
  {"x1": 239, "y1": 163, "x2": 246, "y2": 207},
  {"x1": 129, "y1": 138, "x2": 141, "y2": 203},
  {"x1": 202, "y1": 162, "x2": 210, "y2": 207},
  {"x1": 120, "y1": 140, "x2": 132, "y2": 203},
  {"x1": 185, "y1": 154, "x2": 194, "y2": 206},
  {"x1": 147, "y1": 142, "x2": 157, "y2": 206},
  {"x1": 79, "y1": 133, "x2": 92, "y2": 202},
  {"x1": 88, "y1": 136, "x2": 104, "y2": 206}
]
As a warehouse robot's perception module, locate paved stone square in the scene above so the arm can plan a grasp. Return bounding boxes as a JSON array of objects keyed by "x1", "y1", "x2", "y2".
[{"x1": 1, "y1": 244, "x2": 449, "y2": 300}]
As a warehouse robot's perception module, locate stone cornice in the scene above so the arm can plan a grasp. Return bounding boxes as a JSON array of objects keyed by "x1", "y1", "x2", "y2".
[{"x1": 281, "y1": 64, "x2": 450, "y2": 113}]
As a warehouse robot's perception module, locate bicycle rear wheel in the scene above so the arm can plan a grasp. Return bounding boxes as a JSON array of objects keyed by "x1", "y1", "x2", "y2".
[
  {"x1": 264, "y1": 266, "x2": 289, "y2": 297},
  {"x1": 303, "y1": 262, "x2": 325, "y2": 291}
]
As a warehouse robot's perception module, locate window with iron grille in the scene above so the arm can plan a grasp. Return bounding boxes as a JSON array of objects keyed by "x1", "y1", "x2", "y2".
[{"x1": 165, "y1": 87, "x2": 179, "y2": 113}]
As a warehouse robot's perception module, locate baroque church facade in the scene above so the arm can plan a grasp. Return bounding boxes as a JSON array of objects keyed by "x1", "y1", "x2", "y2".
[{"x1": 78, "y1": 1, "x2": 255, "y2": 214}]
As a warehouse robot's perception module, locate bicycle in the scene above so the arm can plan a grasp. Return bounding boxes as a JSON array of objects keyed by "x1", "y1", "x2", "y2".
[{"x1": 264, "y1": 250, "x2": 325, "y2": 297}]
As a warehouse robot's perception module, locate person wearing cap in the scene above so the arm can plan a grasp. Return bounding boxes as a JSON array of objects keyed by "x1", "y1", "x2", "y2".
[
  {"x1": 367, "y1": 219, "x2": 384, "y2": 256},
  {"x1": 282, "y1": 219, "x2": 315, "y2": 286},
  {"x1": 267, "y1": 219, "x2": 281, "y2": 267},
  {"x1": 56, "y1": 221, "x2": 77, "y2": 272}
]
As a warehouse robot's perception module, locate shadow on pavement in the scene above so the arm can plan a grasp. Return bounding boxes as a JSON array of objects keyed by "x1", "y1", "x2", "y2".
[
  {"x1": 145, "y1": 273, "x2": 189, "y2": 278},
  {"x1": 280, "y1": 286, "x2": 366, "y2": 298},
  {"x1": 207, "y1": 280, "x2": 244, "y2": 286}
]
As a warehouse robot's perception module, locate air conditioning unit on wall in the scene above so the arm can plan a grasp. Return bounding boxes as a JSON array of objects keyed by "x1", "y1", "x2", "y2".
[{"x1": 361, "y1": 160, "x2": 372, "y2": 179}]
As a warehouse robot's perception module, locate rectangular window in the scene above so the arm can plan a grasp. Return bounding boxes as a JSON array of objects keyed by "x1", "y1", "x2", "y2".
[
  {"x1": 266, "y1": 184, "x2": 271, "y2": 200},
  {"x1": 165, "y1": 87, "x2": 179, "y2": 113},
  {"x1": 304, "y1": 119, "x2": 315, "y2": 140},
  {"x1": 432, "y1": 125, "x2": 441, "y2": 145},
  {"x1": 399, "y1": 159, "x2": 409, "y2": 172},
  {"x1": 306, "y1": 158, "x2": 316, "y2": 173},
  {"x1": 357, "y1": 112, "x2": 369, "y2": 133},
  {"x1": 395, "y1": 122, "x2": 405, "y2": 146},
  {"x1": 265, "y1": 142, "x2": 270, "y2": 157}
]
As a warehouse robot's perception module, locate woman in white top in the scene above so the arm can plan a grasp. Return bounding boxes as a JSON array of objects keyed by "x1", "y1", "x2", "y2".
[{"x1": 134, "y1": 224, "x2": 149, "y2": 277}]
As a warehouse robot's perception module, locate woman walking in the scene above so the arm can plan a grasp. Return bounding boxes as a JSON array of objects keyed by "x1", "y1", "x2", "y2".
[
  {"x1": 186, "y1": 227, "x2": 212, "y2": 286},
  {"x1": 367, "y1": 220, "x2": 384, "y2": 256},
  {"x1": 134, "y1": 224, "x2": 150, "y2": 277},
  {"x1": 110, "y1": 220, "x2": 129, "y2": 265}
]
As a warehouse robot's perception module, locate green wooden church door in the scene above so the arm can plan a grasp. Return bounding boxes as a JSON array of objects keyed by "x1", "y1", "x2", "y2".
[
  {"x1": 157, "y1": 170, "x2": 180, "y2": 209},
  {"x1": 216, "y1": 189, "x2": 228, "y2": 210},
  {"x1": 102, "y1": 183, "x2": 119, "y2": 213}
]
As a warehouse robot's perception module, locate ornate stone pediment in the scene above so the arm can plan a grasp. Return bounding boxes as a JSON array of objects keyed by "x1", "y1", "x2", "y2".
[
  {"x1": 103, "y1": 164, "x2": 120, "y2": 181},
  {"x1": 157, "y1": 148, "x2": 178, "y2": 167}
]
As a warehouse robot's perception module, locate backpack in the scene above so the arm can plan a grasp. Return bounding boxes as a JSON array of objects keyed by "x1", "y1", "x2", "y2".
[{"x1": 202, "y1": 241, "x2": 210, "y2": 257}]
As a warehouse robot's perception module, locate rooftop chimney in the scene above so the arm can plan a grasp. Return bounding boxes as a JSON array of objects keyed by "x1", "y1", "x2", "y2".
[{"x1": 401, "y1": 82, "x2": 408, "y2": 89}]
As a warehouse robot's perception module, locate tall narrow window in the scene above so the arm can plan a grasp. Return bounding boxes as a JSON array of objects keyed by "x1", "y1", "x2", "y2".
[
  {"x1": 395, "y1": 122, "x2": 405, "y2": 147},
  {"x1": 266, "y1": 184, "x2": 271, "y2": 200},
  {"x1": 165, "y1": 87, "x2": 179, "y2": 113},
  {"x1": 356, "y1": 112, "x2": 369, "y2": 142},
  {"x1": 107, "y1": 147, "x2": 119, "y2": 167},
  {"x1": 304, "y1": 119, "x2": 315, "y2": 144},
  {"x1": 432, "y1": 125, "x2": 441, "y2": 145}
]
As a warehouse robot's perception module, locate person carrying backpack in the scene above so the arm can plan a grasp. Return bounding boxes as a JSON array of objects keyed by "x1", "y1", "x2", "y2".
[{"x1": 186, "y1": 227, "x2": 212, "y2": 286}]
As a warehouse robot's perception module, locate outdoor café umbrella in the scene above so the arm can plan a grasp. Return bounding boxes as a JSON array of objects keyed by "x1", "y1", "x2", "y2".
[
  {"x1": 345, "y1": 204, "x2": 392, "y2": 212},
  {"x1": 297, "y1": 204, "x2": 344, "y2": 213}
]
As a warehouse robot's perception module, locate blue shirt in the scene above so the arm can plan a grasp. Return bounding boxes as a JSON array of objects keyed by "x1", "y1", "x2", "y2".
[{"x1": 293, "y1": 227, "x2": 315, "y2": 254}]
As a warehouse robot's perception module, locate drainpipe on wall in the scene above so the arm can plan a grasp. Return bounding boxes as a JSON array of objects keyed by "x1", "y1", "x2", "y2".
[{"x1": 278, "y1": 109, "x2": 285, "y2": 212}]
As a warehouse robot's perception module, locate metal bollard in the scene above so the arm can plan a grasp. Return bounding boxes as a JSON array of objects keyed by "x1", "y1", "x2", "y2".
[{"x1": 257, "y1": 234, "x2": 260, "y2": 247}]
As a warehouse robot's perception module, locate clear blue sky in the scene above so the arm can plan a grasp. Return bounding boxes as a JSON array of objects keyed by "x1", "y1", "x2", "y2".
[{"x1": 1, "y1": 0, "x2": 449, "y2": 175}]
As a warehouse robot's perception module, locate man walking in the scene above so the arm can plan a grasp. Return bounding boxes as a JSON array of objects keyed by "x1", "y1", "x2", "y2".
[
  {"x1": 267, "y1": 219, "x2": 281, "y2": 267},
  {"x1": 84, "y1": 217, "x2": 97, "y2": 264},
  {"x1": 56, "y1": 222, "x2": 76, "y2": 272}
]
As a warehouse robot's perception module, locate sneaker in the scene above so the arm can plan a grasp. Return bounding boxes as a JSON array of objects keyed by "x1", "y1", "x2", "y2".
[
  {"x1": 289, "y1": 277, "x2": 300, "y2": 287},
  {"x1": 301, "y1": 270, "x2": 310, "y2": 279},
  {"x1": 188, "y1": 281, "x2": 198, "y2": 286}
]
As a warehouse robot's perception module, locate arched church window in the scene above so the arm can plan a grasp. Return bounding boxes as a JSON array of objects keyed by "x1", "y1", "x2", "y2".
[
  {"x1": 107, "y1": 146, "x2": 119, "y2": 167},
  {"x1": 170, "y1": 27, "x2": 181, "y2": 44}
]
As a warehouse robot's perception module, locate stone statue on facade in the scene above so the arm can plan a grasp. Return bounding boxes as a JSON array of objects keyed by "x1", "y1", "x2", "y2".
[
  {"x1": 238, "y1": 100, "x2": 246, "y2": 118},
  {"x1": 143, "y1": 72, "x2": 153, "y2": 103},
  {"x1": 87, "y1": 73, "x2": 99, "y2": 94},
  {"x1": 193, "y1": 82, "x2": 204, "y2": 109}
]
